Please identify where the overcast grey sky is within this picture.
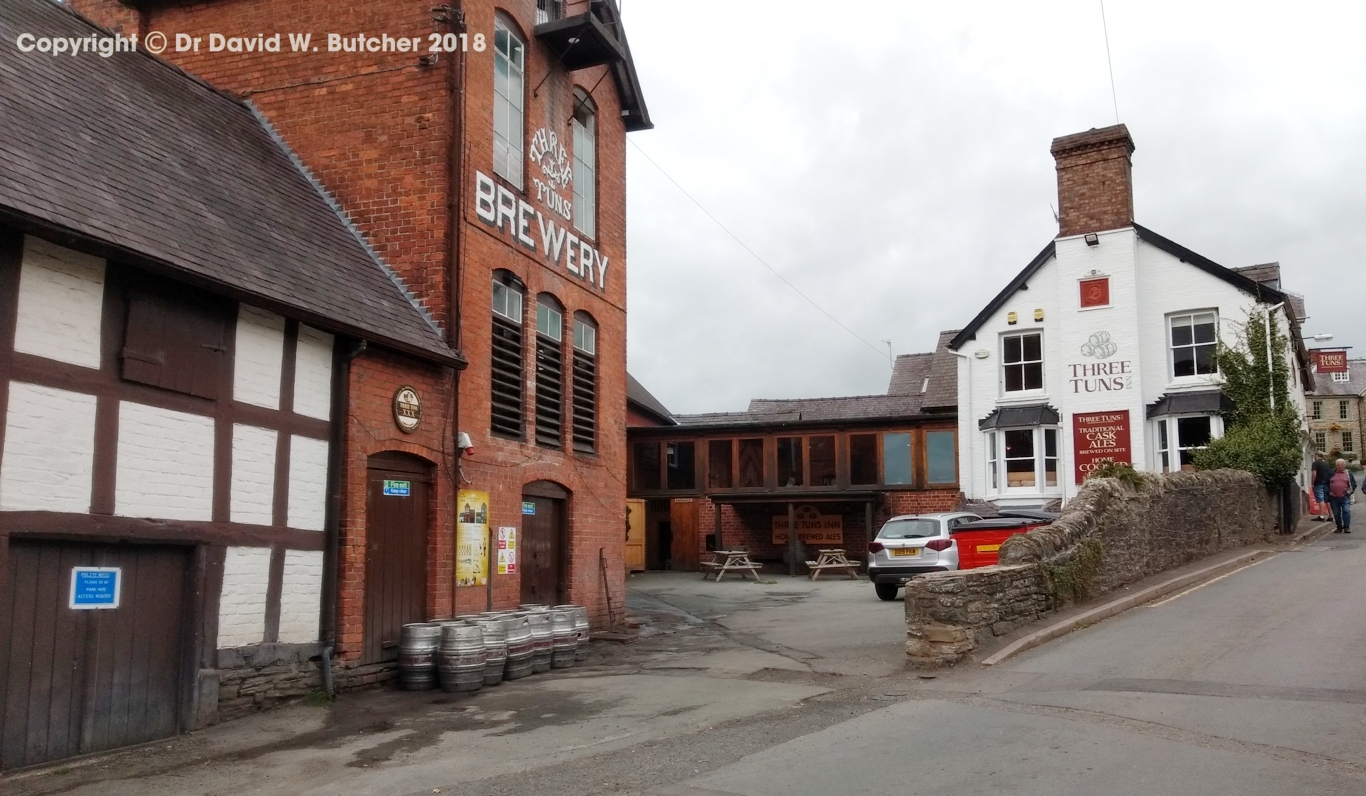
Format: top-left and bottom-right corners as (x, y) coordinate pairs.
(620, 1), (1366, 415)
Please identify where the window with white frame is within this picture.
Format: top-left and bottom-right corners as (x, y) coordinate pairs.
(1343, 432), (1355, 453)
(1341, 400), (1350, 420)
(986, 427), (1058, 491)
(493, 18), (525, 188)
(571, 90), (596, 239)
(1312, 400), (1323, 420)
(1333, 371), (1351, 383)
(1002, 332), (1043, 392)
(1314, 431), (1327, 452)
(1170, 312), (1218, 378)
(1156, 415), (1220, 472)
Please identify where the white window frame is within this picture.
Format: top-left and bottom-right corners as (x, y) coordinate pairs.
(1314, 431), (1327, 452)
(1312, 400), (1323, 420)
(1001, 331), (1044, 395)
(492, 279), (523, 323)
(493, 17), (525, 188)
(1332, 371), (1351, 383)
(1343, 431), (1355, 454)
(1154, 414), (1223, 472)
(985, 426), (1058, 494)
(535, 300), (563, 342)
(572, 316), (596, 354)
(1168, 311), (1219, 380)
(571, 91), (597, 239)
(1340, 400), (1350, 420)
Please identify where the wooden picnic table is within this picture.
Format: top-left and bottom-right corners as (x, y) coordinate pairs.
(805, 548), (861, 580)
(701, 550), (762, 582)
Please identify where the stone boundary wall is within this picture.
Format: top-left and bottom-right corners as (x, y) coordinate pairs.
(905, 470), (1276, 667)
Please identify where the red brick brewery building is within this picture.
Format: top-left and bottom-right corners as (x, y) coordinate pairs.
(43, 0), (650, 735)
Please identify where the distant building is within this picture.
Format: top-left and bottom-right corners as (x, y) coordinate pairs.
(625, 336), (960, 571)
(1308, 360), (1365, 464)
(952, 125), (1312, 507)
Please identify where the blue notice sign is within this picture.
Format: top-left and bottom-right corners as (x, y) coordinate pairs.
(383, 479), (411, 496)
(522, 501), (536, 515)
(70, 567), (121, 610)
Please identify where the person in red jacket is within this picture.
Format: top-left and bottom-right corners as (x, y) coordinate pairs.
(1327, 459), (1358, 533)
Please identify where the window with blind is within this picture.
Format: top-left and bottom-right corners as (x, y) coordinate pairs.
(490, 273), (525, 439)
(571, 313), (597, 453)
(534, 295), (565, 449)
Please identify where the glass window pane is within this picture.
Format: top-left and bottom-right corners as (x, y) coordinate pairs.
(849, 434), (878, 485)
(1173, 348), (1195, 378)
(1043, 428), (1058, 487)
(1171, 319), (1192, 347)
(1005, 365), (1024, 392)
(809, 436), (836, 487)
(1177, 416), (1211, 449)
(632, 442), (660, 491)
(737, 438), (764, 488)
(1194, 344), (1215, 374)
(708, 440), (733, 489)
(1004, 429), (1034, 458)
(1024, 362), (1044, 390)
(1193, 318), (1216, 344)
(777, 437), (804, 487)
(667, 442), (695, 490)
(1022, 333), (1042, 361)
(926, 430), (956, 484)
(1004, 336), (1022, 364)
(882, 433), (912, 485)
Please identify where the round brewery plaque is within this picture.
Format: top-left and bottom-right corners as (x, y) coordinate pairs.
(392, 385), (422, 433)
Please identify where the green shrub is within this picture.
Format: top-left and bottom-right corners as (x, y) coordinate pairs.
(1084, 461), (1149, 488)
(1193, 413), (1301, 488)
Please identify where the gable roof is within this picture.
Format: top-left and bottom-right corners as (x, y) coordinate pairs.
(950, 225), (1290, 351)
(0, 0), (461, 366)
(627, 373), (676, 424)
(887, 353), (933, 395)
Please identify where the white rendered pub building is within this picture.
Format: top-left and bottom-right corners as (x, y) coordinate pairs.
(951, 125), (1310, 507)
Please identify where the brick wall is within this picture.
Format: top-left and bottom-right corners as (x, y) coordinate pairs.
(1051, 124), (1135, 238)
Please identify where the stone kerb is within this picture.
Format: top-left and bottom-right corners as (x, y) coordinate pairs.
(905, 469), (1276, 667)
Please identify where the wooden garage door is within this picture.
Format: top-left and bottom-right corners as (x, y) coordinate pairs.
(0, 539), (190, 770)
(363, 453), (432, 665)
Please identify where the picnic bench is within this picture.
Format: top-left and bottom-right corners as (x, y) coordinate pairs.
(701, 550), (763, 582)
(804, 548), (861, 580)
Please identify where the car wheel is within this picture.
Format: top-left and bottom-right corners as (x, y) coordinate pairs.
(875, 583), (899, 601)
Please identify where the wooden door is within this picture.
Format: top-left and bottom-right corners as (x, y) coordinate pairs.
(0, 539), (190, 770)
(670, 499), (699, 571)
(521, 494), (565, 605)
(625, 499), (646, 573)
(363, 453), (432, 665)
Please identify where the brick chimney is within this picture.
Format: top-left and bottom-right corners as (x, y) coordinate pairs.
(1050, 124), (1135, 238)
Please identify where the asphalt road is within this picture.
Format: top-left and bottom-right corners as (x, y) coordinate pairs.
(671, 533), (1366, 796)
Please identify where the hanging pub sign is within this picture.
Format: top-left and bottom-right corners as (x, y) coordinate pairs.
(392, 385), (422, 433)
(1072, 410), (1132, 484)
(1313, 350), (1349, 374)
(772, 505), (843, 545)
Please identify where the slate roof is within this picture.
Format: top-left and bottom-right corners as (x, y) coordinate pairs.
(0, 0), (460, 365)
(885, 331), (959, 411)
(627, 373), (676, 424)
(1310, 360), (1366, 397)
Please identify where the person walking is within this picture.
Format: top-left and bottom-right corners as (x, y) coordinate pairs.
(1327, 459), (1357, 533)
(1312, 451), (1335, 521)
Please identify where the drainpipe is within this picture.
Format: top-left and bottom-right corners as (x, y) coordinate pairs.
(443, 0), (468, 619)
(950, 347), (974, 504)
(320, 339), (366, 697)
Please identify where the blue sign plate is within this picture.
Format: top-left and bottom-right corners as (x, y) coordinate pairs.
(383, 480), (411, 496)
(70, 567), (121, 610)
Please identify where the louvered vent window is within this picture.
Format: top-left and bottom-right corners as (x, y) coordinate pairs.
(534, 296), (564, 449)
(490, 276), (525, 439)
(571, 313), (597, 453)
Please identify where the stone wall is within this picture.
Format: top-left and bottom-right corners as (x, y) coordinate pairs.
(905, 470), (1276, 666)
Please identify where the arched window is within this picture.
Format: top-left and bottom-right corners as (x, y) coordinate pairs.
(534, 294), (565, 449)
(490, 271), (525, 439)
(494, 16), (525, 188)
(571, 311), (598, 453)
(571, 89), (596, 238)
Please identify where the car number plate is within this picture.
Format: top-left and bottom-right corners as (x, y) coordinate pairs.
(890, 548), (920, 557)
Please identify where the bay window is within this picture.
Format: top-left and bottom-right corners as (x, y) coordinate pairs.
(1155, 415), (1221, 472)
(985, 427), (1058, 492)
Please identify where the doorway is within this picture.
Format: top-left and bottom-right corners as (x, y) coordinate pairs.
(0, 539), (191, 769)
(521, 481), (569, 605)
(363, 452), (432, 665)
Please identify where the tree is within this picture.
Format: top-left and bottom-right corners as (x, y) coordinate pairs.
(1192, 305), (1304, 488)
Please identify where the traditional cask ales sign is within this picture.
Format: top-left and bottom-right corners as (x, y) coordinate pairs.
(1313, 350), (1349, 374)
(772, 505), (843, 545)
(1072, 410), (1132, 484)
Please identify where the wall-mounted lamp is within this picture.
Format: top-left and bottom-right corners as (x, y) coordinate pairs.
(1084, 233), (1099, 247)
(1007, 311), (1018, 325)
(1303, 333), (1334, 342)
(1033, 309), (1045, 322)
(457, 431), (474, 458)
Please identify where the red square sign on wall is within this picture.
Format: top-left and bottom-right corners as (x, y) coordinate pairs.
(1079, 277), (1110, 308)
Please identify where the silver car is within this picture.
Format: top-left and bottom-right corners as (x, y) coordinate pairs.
(866, 512), (981, 601)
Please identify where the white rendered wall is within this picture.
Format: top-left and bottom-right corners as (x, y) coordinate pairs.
(292, 325), (333, 421)
(115, 401), (215, 520)
(218, 546), (271, 649)
(13, 236), (105, 369)
(233, 305), (285, 409)
(276, 549), (324, 643)
(287, 435), (329, 531)
(0, 383), (97, 512)
(230, 424), (277, 525)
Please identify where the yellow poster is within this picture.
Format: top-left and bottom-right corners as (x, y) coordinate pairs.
(456, 490), (490, 586)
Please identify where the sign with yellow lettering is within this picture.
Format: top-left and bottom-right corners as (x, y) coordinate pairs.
(772, 505), (843, 545)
